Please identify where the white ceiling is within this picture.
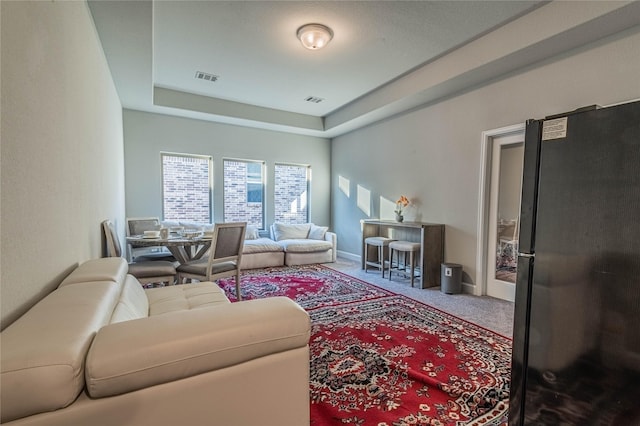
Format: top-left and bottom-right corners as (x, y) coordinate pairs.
(151, 1), (539, 115)
(87, 1), (639, 138)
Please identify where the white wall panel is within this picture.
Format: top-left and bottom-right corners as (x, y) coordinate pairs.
(1, 1), (125, 328)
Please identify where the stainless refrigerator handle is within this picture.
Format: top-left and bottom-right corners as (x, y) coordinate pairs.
(518, 253), (535, 258)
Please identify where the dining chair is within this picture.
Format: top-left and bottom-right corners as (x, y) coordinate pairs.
(102, 220), (176, 286)
(125, 216), (174, 262)
(176, 222), (247, 300)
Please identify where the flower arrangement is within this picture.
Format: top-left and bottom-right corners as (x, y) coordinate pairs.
(394, 195), (410, 215)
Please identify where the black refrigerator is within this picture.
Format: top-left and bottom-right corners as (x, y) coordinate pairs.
(509, 100), (640, 425)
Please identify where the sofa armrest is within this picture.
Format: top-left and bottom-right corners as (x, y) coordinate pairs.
(325, 231), (337, 261)
(85, 297), (310, 398)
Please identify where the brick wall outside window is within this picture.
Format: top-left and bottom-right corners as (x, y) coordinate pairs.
(275, 163), (309, 224)
(162, 154), (211, 222)
(161, 155), (309, 227)
(224, 159), (264, 228)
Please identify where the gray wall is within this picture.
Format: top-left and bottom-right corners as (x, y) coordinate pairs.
(123, 110), (331, 228)
(331, 27), (640, 291)
(1, 1), (125, 329)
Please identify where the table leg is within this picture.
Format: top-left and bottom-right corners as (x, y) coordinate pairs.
(166, 242), (211, 265)
(193, 242), (211, 260)
(167, 246), (189, 265)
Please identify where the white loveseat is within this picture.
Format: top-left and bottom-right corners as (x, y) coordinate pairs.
(241, 222), (337, 269)
(0, 258), (311, 426)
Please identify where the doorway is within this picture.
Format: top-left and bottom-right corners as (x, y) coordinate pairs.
(476, 124), (524, 301)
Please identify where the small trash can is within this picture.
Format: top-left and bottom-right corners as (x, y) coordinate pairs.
(441, 263), (462, 294)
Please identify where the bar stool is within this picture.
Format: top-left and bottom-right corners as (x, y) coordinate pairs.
(388, 241), (421, 287)
(364, 237), (395, 277)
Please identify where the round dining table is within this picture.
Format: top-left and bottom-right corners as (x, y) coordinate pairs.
(126, 235), (212, 265)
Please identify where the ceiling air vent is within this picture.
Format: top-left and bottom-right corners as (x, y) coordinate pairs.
(195, 71), (219, 82)
(305, 96), (324, 104)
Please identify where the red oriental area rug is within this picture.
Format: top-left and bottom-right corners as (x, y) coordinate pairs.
(218, 265), (512, 426)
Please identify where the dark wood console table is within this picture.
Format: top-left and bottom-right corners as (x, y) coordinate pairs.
(361, 220), (444, 289)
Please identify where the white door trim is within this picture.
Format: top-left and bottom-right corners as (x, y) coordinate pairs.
(475, 123), (525, 296)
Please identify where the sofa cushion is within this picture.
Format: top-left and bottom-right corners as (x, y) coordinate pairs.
(241, 251), (285, 270)
(58, 257), (128, 288)
(243, 238), (284, 254)
(272, 223), (311, 241)
(85, 297), (310, 398)
(179, 221), (214, 232)
(245, 225), (260, 240)
(160, 220), (180, 228)
(308, 224), (329, 240)
(145, 282), (229, 316)
(0, 280), (121, 423)
(110, 275), (150, 323)
(278, 239), (333, 253)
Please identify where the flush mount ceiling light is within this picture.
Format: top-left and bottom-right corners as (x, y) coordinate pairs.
(296, 23), (333, 50)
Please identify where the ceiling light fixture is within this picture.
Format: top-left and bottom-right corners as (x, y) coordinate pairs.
(296, 23), (333, 50)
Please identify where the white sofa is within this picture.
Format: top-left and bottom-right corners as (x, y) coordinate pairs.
(0, 258), (311, 426)
(155, 221), (337, 270)
(241, 222), (337, 269)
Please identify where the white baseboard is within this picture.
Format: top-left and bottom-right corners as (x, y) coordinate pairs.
(461, 282), (475, 294)
(337, 251), (477, 295)
(337, 250), (360, 262)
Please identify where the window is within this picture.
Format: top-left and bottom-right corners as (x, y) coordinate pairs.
(274, 163), (310, 224)
(223, 159), (265, 228)
(161, 153), (212, 222)
(246, 162), (263, 203)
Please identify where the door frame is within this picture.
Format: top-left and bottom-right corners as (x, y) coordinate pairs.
(475, 123), (525, 297)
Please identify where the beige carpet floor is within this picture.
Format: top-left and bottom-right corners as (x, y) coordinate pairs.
(326, 257), (515, 338)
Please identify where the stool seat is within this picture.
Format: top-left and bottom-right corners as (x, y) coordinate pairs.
(388, 241), (420, 252)
(365, 237), (394, 246)
(388, 240), (421, 287)
(364, 237), (395, 277)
